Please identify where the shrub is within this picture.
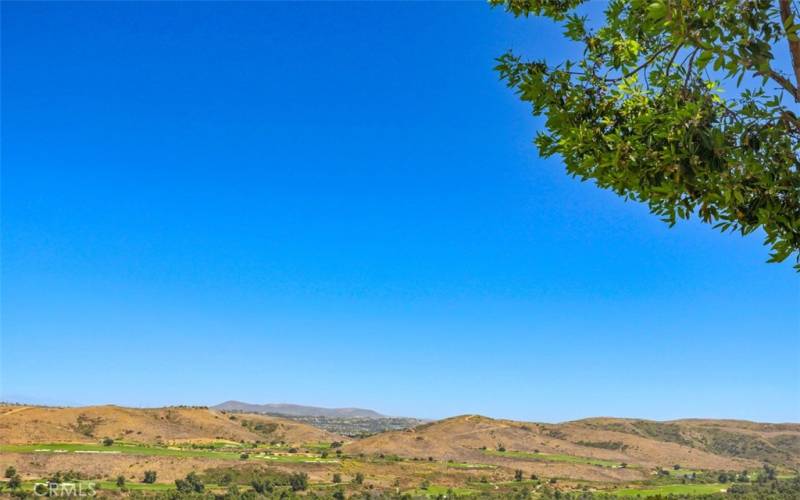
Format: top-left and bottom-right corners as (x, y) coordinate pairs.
(142, 470), (157, 484)
(4, 467), (16, 479)
(289, 472), (308, 491)
(115, 475), (126, 488)
(332, 473), (342, 484)
(7, 475), (21, 489)
(251, 479), (273, 494)
(175, 472), (204, 493)
(102, 437), (114, 447)
(515, 469), (524, 482)
(354, 472), (365, 485)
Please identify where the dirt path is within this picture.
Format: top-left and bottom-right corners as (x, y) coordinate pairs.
(0, 406), (30, 417)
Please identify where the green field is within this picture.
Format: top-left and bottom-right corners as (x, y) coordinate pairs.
(252, 451), (338, 463)
(405, 484), (478, 497)
(612, 483), (727, 497)
(485, 449), (622, 468)
(446, 461), (496, 470)
(0, 443), (337, 464)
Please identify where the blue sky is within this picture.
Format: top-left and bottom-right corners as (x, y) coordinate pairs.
(2, 2), (798, 423)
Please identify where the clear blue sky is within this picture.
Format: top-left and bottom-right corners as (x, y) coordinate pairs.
(2, 2), (798, 423)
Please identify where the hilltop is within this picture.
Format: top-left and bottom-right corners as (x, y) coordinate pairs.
(212, 401), (384, 419)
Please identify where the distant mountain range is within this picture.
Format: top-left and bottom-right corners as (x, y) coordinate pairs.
(213, 400), (386, 419)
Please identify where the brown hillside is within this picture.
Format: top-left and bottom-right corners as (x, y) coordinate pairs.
(344, 414), (800, 478)
(0, 405), (343, 445)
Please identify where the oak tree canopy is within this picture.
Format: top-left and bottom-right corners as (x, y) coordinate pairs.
(494, 0), (800, 269)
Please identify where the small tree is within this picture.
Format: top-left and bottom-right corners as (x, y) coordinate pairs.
(115, 475), (126, 488)
(175, 479), (191, 493)
(332, 473), (342, 484)
(239, 452), (249, 460)
(102, 437), (114, 447)
(7, 475), (21, 490)
(142, 470), (157, 484)
(289, 472), (308, 491)
(514, 469), (524, 482)
(4, 467), (16, 479)
(251, 479), (273, 494)
(175, 472), (204, 494)
(354, 472), (365, 485)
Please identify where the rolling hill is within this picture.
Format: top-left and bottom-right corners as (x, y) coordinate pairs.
(344, 414), (800, 476)
(1, 404), (798, 496)
(0, 404), (343, 445)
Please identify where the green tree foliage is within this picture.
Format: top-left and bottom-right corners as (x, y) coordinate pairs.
(493, 0), (800, 268)
(7, 475), (21, 490)
(289, 472), (308, 492)
(175, 472), (204, 493)
(115, 475), (126, 488)
(142, 470), (157, 484)
(4, 467), (16, 479)
(251, 478), (273, 494)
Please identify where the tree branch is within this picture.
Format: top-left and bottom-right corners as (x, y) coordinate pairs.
(606, 44), (673, 82)
(779, 0), (800, 101)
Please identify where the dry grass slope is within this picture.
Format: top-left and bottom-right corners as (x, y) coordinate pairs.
(344, 414), (800, 481)
(0, 405), (343, 445)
